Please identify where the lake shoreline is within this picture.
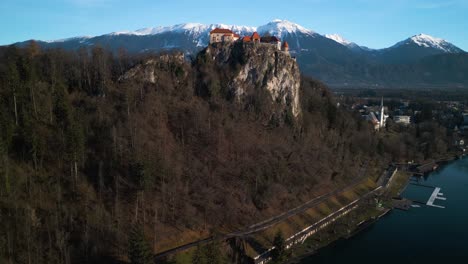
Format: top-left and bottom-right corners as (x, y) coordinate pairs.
(287, 153), (465, 264)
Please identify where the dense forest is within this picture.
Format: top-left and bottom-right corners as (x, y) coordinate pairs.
(0, 42), (454, 264)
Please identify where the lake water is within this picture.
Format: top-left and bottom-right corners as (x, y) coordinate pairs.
(300, 157), (468, 263)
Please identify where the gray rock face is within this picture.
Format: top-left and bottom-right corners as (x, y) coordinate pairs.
(207, 43), (301, 118)
(121, 43), (302, 119)
(119, 52), (185, 83)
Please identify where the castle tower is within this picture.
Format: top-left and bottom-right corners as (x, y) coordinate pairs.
(282, 41), (289, 53)
(251, 32), (260, 44)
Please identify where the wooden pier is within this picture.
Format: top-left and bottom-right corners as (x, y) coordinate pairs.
(426, 187), (446, 208)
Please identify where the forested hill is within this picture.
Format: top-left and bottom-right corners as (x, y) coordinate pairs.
(0, 42), (449, 264)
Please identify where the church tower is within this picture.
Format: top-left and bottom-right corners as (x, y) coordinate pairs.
(380, 97), (384, 129)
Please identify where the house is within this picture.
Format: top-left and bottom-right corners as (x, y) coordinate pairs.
(393, 115), (411, 125)
(363, 112), (380, 130)
(252, 32), (261, 44)
(209, 28), (237, 44)
(260, 36), (281, 50)
(369, 112), (380, 130)
(454, 139), (465, 146)
(242, 36), (252, 42)
(222, 33), (233, 43)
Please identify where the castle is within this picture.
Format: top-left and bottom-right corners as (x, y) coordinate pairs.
(209, 28), (289, 53)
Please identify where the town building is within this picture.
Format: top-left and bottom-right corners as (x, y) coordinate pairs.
(261, 36), (281, 50)
(252, 32), (261, 44)
(364, 112), (380, 130)
(393, 115), (411, 125)
(362, 98), (388, 130)
(209, 28), (239, 44)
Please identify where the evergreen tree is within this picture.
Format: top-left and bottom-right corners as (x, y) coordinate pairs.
(192, 245), (208, 264)
(271, 230), (286, 263)
(128, 225), (152, 264)
(191, 242), (226, 264)
(205, 242), (226, 264)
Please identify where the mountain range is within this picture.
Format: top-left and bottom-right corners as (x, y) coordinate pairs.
(11, 19), (467, 88)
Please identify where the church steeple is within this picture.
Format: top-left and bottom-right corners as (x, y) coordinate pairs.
(380, 97), (384, 129)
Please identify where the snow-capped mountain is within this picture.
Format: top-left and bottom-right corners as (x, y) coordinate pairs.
(325, 33), (375, 54)
(375, 33), (465, 64)
(393, 33), (463, 53)
(107, 19), (315, 40)
(325, 34), (352, 46)
(34, 19), (325, 54)
(103, 22), (257, 50)
(10, 20), (467, 87)
(257, 19), (316, 38)
(110, 23), (256, 38)
(53, 20), (318, 49)
(29, 21), (463, 58)
(45, 36), (92, 43)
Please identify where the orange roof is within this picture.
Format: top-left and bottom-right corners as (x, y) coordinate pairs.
(252, 32), (260, 40)
(282, 41), (289, 48)
(252, 32), (260, 39)
(210, 28), (234, 34)
(242, 36), (252, 42)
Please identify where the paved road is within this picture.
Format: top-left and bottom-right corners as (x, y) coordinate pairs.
(226, 161), (370, 238)
(154, 161), (370, 260)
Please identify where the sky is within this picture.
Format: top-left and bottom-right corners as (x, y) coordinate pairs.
(1, 0), (467, 50)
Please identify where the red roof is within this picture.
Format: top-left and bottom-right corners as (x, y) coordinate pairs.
(242, 36), (252, 42)
(252, 32), (260, 40)
(210, 28), (234, 34)
(234, 33), (240, 38)
(282, 41), (289, 48)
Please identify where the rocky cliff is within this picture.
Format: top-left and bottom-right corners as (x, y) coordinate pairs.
(205, 42), (301, 118)
(120, 43), (302, 122)
(119, 52), (186, 83)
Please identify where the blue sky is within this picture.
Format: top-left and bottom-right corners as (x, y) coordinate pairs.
(1, 0), (467, 50)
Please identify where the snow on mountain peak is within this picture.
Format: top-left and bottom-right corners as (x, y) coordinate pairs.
(107, 20), (315, 40)
(410, 33), (446, 48)
(257, 19), (315, 38)
(46, 36), (92, 43)
(325, 34), (352, 46)
(132, 23), (207, 36)
(110, 23), (256, 37)
(394, 33), (461, 53)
